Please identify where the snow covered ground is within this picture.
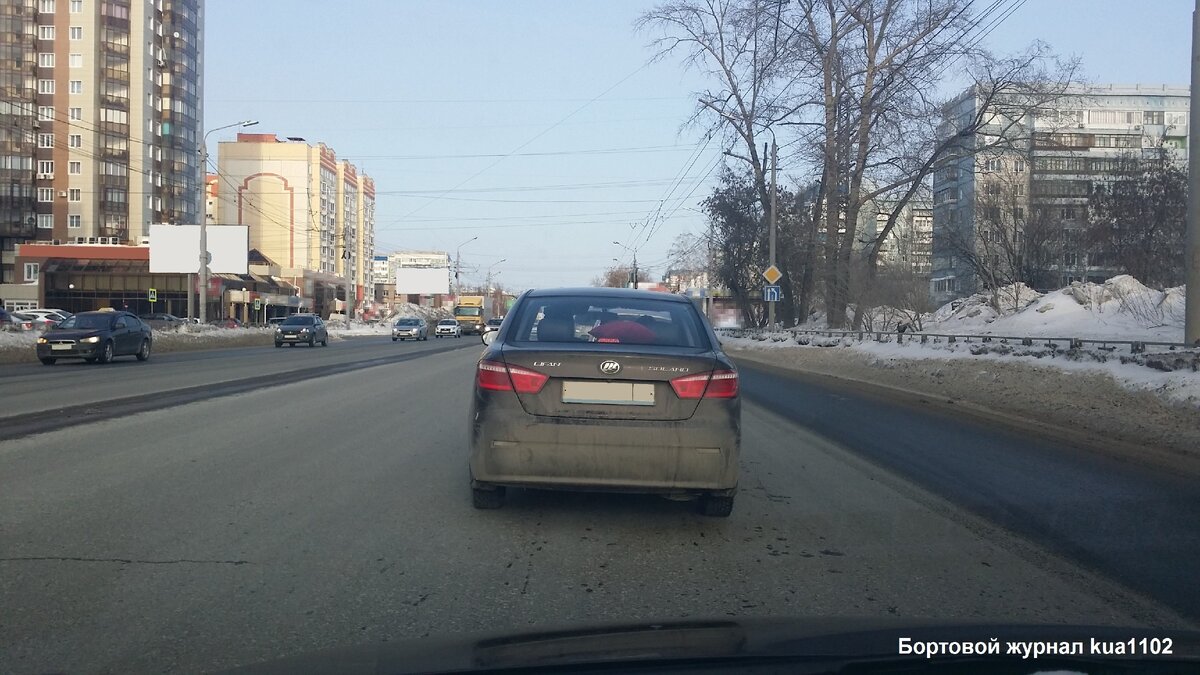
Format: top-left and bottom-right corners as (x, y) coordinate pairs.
(723, 276), (1198, 406)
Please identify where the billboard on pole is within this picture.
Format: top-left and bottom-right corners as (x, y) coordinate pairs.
(394, 267), (450, 295)
(149, 224), (249, 274)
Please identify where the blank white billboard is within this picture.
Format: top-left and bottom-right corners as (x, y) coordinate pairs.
(149, 224), (249, 274)
(394, 267), (450, 295)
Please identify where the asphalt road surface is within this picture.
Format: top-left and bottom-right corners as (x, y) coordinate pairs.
(0, 339), (1194, 673)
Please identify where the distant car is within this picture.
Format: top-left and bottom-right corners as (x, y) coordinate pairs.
(483, 317), (504, 333)
(392, 317), (428, 341)
(435, 318), (462, 338)
(2, 309), (34, 331)
(139, 312), (186, 330)
(469, 287), (740, 516)
(208, 317), (243, 329)
(13, 311), (58, 331)
(36, 310), (152, 365)
(266, 316), (289, 326)
(22, 308), (73, 327)
(274, 313), (328, 348)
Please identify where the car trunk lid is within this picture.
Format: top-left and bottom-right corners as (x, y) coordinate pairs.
(497, 344), (719, 421)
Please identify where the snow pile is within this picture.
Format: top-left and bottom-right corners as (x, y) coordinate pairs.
(0, 330), (38, 350)
(926, 282), (1043, 329)
(924, 276), (1185, 342)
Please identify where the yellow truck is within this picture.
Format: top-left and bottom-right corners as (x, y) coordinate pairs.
(454, 295), (488, 334)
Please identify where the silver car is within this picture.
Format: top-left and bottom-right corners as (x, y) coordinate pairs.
(435, 319), (461, 338)
(392, 317), (428, 341)
(469, 288), (740, 516)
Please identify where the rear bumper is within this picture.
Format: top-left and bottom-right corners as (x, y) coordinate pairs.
(470, 392), (740, 493)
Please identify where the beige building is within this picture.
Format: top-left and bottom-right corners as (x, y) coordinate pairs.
(0, 0), (204, 284)
(214, 133), (375, 315)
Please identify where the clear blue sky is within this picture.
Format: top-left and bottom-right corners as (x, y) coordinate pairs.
(204, 0), (1192, 291)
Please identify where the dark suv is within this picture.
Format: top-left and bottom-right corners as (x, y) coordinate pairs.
(36, 311), (152, 365)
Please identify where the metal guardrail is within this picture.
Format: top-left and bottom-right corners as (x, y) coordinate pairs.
(719, 327), (1197, 354)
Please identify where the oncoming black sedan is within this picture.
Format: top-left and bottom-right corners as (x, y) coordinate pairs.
(36, 310), (152, 365)
(469, 287), (740, 516)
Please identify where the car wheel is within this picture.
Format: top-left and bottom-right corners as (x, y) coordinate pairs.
(84, 357), (97, 363)
(97, 340), (114, 364)
(39, 357), (56, 366)
(135, 339), (151, 362)
(472, 485), (505, 509)
(322, 337), (328, 347)
(392, 337), (398, 342)
(274, 342), (282, 348)
(308, 336), (316, 347)
(699, 494), (735, 518)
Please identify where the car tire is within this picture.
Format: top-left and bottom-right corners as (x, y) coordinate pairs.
(39, 357), (55, 365)
(308, 336), (315, 348)
(322, 338), (328, 347)
(275, 342), (282, 348)
(700, 494), (735, 518)
(97, 340), (114, 364)
(472, 485), (505, 509)
(84, 357), (97, 363)
(392, 337), (398, 342)
(135, 339), (151, 362)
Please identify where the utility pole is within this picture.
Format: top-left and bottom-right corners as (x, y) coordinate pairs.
(633, 249), (639, 289)
(768, 139), (778, 329)
(1187, 0), (1200, 345)
(198, 120), (257, 324)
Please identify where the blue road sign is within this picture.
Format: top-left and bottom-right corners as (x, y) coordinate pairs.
(763, 285), (781, 302)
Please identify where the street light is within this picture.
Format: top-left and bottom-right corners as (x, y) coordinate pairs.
(198, 119), (258, 324)
(485, 258), (506, 293)
(454, 235), (478, 297)
(613, 240), (640, 288)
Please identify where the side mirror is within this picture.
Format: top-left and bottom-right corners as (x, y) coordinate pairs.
(482, 330), (497, 345)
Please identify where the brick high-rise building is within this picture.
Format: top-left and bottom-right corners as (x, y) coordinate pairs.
(0, 0), (204, 284)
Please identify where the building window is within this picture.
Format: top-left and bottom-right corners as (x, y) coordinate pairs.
(69, 26), (82, 40)
(37, 133), (54, 148)
(38, 79), (55, 94)
(69, 53), (83, 67)
(1014, 184), (1025, 196)
(37, 214), (54, 229)
(1013, 159), (1025, 173)
(70, 0), (82, 12)
(983, 158), (1003, 172)
(69, 107), (82, 120)
(38, 53), (55, 68)
(38, 106), (54, 121)
(39, 0), (56, 11)
(68, 188), (81, 202)
(1013, 207), (1024, 221)
(69, 80), (83, 94)
(68, 214), (81, 228)
(68, 161), (81, 174)
(1143, 110), (1165, 126)
(24, 263), (40, 282)
(38, 25), (55, 40)
(38, 187), (55, 202)
(1060, 207), (1076, 220)
(69, 134), (81, 147)
(37, 160), (54, 176)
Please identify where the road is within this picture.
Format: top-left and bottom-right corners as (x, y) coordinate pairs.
(0, 338), (1194, 673)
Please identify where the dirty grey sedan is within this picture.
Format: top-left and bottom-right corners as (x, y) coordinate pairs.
(469, 287), (740, 516)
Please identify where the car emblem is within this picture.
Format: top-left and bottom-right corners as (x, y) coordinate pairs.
(599, 360), (621, 375)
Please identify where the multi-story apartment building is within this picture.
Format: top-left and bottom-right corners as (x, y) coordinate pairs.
(872, 200), (933, 276)
(0, 0), (203, 284)
(215, 133), (375, 314)
(930, 83), (1189, 306)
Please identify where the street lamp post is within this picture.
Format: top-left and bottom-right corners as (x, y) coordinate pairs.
(613, 240), (640, 288)
(199, 120), (258, 324)
(454, 236), (478, 298)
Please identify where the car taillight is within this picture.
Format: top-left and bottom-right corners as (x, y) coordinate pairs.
(476, 360), (549, 394)
(670, 369), (739, 399)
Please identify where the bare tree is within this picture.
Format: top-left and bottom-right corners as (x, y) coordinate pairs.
(945, 175), (1061, 312)
(1087, 142), (1188, 288)
(592, 265), (653, 288)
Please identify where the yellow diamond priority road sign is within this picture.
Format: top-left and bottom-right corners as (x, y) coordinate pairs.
(762, 265), (782, 284)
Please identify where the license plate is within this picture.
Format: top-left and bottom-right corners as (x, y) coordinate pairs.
(283, 335), (298, 340)
(51, 343), (72, 351)
(562, 380), (655, 406)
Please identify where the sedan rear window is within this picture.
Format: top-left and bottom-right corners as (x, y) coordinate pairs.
(509, 297), (710, 348)
(282, 316), (316, 326)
